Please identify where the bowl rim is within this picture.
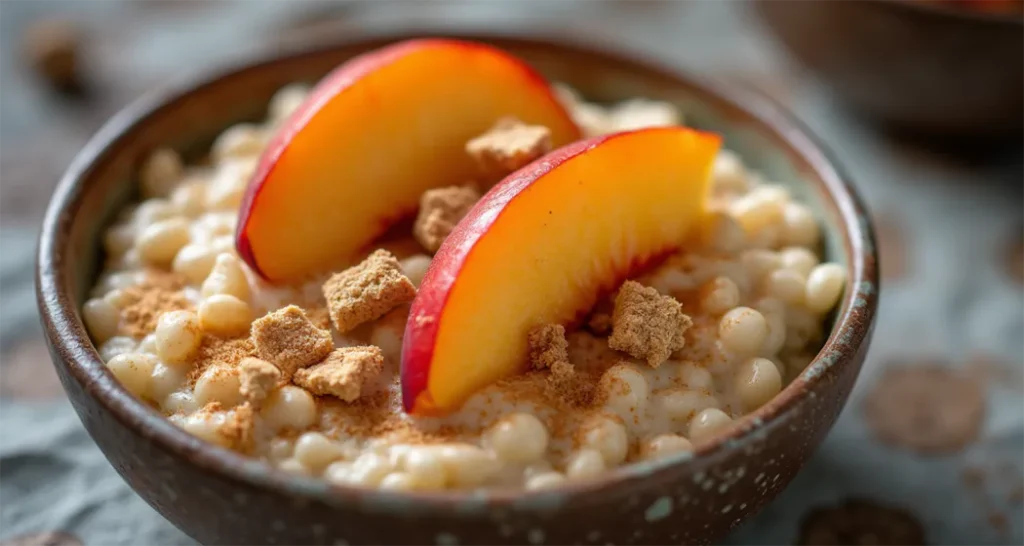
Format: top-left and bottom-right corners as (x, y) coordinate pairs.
(36, 29), (878, 512)
(878, 0), (1024, 26)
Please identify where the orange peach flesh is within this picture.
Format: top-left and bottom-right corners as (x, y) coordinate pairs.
(403, 127), (722, 414)
(237, 39), (579, 281)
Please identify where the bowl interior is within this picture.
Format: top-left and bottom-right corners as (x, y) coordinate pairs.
(44, 33), (871, 504)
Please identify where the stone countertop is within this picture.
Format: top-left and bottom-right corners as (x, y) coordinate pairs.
(1, 1), (1021, 544)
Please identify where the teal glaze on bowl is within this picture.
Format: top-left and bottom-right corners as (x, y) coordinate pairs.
(36, 31), (878, 545)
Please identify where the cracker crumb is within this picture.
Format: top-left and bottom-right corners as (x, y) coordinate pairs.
(413, 185), (481, 253)
(22, 18), (83, 93)
(238, 357), (281, 406)
(220, 403), (255, 452)
(293, 346), (384, 402)
(546, 360), (594, 407)
(322, 250), (416, 333)
(584, 293), (616, 336)
(250, 305), (333, 379)
(466, 117), (552, 184)
(608, 280), (692, 367)
(528, 323), (569, 370)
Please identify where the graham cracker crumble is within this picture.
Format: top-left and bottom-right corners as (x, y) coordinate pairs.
(292, 346), (384, 402)
(238, 357), (281, 406)
(413, 185), (481, 253)
(526, 323), (594, 405)
(322, 249), (416, 333)
(528, 323), (569, 370)
(608, 280), (693, 367)
(119, 272), (190, 338)
(466, 117), (552, 184)
(587, 313), (613, 336)
(221, 402), (255, 452)
(250, 305), (333, 379)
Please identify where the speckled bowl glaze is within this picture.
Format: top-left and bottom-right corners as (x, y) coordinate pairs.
(37, 32), (878, 545)
(758, 0), (1023, 137)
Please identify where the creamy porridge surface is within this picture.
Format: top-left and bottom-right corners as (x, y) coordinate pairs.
(83, 82), (846, 491)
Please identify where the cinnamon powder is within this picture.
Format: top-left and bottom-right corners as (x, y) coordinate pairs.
(186, 336), (255, 387)
(119, 270), (190, 338)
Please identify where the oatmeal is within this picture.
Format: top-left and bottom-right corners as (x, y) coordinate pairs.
(84, 76), (845, 491)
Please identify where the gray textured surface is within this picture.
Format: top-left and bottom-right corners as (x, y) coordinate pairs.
(1, 1), (1021, 544)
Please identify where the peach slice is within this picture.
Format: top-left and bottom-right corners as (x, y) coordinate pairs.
(402, 127), (722, 414)
(236, 39), (580, 281)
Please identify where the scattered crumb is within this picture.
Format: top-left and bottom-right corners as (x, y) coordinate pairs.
(796, 499), (926, 545)
(874, 212), (909, 282)
(1005, 227), (1023, 285)
(238, 357), (281, 406)
(220, 403), (255, 452)
(119, 277), (190, 338)
(466, 117), (552, 184)
(988, 512), (1008, 536)
(21, 18), (83, 93)
(250, 305), (333, 379)
(413, 185), (481, 253)
(608, 280), (692, 367)
(962, 466), (986, 489)
(322, 249), (416, 333)
(293, 346), (384, 402)
(528, 323), (569, 370)
(0, 339), (64, 400)
(863, 365), (985, 454)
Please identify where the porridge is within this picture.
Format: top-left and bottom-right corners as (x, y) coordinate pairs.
(82, 40), (845, 492)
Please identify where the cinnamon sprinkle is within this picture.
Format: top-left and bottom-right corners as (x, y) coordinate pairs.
(119, 271), (190, 338)
(186, 336), (255, 387)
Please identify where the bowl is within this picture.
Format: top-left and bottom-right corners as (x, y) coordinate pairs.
(757, 0), (1024, 138)
(36, 31), (878, 545)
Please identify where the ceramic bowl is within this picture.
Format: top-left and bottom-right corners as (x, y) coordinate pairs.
(36, 31), (878, 545)
(757, 0), (1024, 138)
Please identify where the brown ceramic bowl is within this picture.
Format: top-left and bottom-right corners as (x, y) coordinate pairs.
(36, 31), (878, 545)
(757, 0), (1024, 137)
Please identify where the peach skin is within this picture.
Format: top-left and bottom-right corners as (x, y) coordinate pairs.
(402, 127), (722, 414)
(236, 39), (580, 282)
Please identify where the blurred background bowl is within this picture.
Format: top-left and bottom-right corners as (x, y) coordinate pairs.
(757, 0), (1023, 138)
